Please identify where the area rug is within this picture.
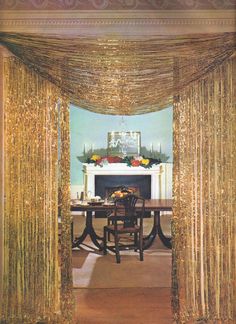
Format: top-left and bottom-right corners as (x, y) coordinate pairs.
(72, 214), (171, 289)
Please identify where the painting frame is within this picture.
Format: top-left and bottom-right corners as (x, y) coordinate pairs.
(107, 131), (141, 157)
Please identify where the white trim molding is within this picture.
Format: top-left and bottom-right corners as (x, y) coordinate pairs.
(0, 10), (235, 35)
(82, 162), (173, 200)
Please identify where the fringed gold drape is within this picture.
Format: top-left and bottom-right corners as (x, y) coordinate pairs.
(172, 56), (236, 323)
(1, 57), (72, 323)
(58, 97), (74, 323)
(1, 32), (235, 324)
(0, 32), (235, 115)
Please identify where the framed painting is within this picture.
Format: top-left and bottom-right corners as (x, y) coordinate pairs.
(107, 131), (141, 156)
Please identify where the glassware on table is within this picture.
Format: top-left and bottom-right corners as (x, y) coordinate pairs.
(103, 197), (114, 205)
(86, 191), (92, 201)
(80, 191), (85, 201)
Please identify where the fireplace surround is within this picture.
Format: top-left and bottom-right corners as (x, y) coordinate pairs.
(83, 163), (172, 200)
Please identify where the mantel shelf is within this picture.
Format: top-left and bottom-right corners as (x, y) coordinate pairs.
(83, 162), (163, 174)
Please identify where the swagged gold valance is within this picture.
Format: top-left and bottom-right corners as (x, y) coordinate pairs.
(0, 32), (235, 115)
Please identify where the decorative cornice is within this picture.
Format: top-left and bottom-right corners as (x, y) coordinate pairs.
(0, 10), (235, 35)
(1, 9), (235, 19)
(0, 0), (235, 11)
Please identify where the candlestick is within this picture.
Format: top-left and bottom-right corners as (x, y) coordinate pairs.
(150, 143), (153, 153)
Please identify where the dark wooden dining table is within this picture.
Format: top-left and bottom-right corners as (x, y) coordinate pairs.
(71, 199), (172, 250)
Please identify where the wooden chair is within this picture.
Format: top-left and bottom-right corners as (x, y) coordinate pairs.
(103, 194), (145, 263)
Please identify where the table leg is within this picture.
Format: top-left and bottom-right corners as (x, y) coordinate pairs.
(143, 211), (172, 249)
(143, 213), (157, 249)
(156, 211), (172, 249)
(72, 211), (103, 250)
(72, 227), (88, 248)
(88, 227), (103, 250)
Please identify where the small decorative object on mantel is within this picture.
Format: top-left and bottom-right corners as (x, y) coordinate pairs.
(86, 154), (161, 169)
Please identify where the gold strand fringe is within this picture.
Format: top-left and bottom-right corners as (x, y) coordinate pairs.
(172, 57), (236, 323)
(2, 57), (72, 323)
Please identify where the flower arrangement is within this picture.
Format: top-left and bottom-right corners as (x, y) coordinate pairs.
(87, 154), (161, 169)
(110, 188), (134, 199)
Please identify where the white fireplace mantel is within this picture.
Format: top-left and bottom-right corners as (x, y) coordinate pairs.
(83, 162), (173, 199)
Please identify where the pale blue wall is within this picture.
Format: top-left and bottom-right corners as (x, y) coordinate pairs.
(70, 105), (173, 185)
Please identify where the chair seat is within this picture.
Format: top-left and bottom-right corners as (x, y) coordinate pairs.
(105, 224), (140, 233)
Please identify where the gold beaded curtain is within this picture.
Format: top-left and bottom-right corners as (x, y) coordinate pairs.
(0, 32), (236, 324)
(1, 57), (72, 324)
(0, 32), (235, 115)
(58, 97), (74, 323)
(172, 56), (236, 323)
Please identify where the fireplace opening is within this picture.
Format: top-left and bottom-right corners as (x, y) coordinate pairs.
(105, 185), (140, 198)
(94, 175), (152, 218)
(95, 175), (151, 199)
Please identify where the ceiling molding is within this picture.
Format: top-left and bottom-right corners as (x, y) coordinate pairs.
(1, 9), (235, 19)
(0, 0), (235, 11)
(0, 10), (235, 35)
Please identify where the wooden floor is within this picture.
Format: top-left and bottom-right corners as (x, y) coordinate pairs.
(73, 287), (173, 324)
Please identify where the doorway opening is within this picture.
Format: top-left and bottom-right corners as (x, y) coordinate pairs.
(70, 107), (173, 322)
